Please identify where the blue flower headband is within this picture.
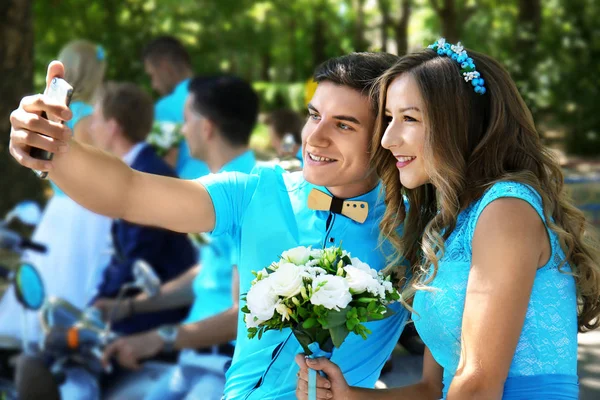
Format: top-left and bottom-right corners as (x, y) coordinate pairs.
(427, 38), (486, 95)
(96, 45), (105, 61)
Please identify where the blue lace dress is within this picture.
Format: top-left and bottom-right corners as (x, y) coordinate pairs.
(412, 182), (579, 399)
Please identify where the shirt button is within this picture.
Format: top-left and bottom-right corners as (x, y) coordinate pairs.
(329, 237), (335, 243)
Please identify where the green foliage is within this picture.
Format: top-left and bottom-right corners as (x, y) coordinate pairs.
(31, 0), (600, 152)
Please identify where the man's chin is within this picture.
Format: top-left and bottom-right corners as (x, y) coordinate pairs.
(302, 169), (338, 187)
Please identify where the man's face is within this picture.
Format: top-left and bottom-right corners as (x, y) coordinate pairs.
(182, 94), (208, 161)
(89, 102), (113, 152)
(302, 81), (378, 198)
(144, 59), (173, 96)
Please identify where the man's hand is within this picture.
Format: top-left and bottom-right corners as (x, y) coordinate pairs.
(102, 331), (164, 370)
(92, 298), (130, 323)
(9, 61), (73, 171)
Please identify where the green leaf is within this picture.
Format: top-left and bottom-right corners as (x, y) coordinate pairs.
(241, 305), (250, 314)
(322, 306), (351, 329)
(330, 325), (350, 348)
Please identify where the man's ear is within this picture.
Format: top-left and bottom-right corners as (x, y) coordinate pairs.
(107, 118), (121, 139)
(202, 118), (216, 141)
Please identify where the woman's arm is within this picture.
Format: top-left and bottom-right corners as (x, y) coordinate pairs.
(446, 198), (549, 399)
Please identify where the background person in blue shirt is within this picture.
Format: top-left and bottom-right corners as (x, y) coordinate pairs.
(142, 36), (210, 179)
(8, 52), (408, 400)
(95, 76), (260, 400)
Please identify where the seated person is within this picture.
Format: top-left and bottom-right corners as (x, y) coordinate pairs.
(88, 82), (196, 335)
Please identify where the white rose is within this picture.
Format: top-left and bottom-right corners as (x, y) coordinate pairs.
(351, 257), (378, 278)
(281, 246), (313, 265)
(310, 275), (352, 311)
(269, 262), (304, 298)
(344, 265), (380, 295)
(246, 278), (279, 323)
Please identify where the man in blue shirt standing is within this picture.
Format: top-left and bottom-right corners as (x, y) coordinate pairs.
(94, 76), (260, 400)
(9, 52), (407, 400)
(142, 36), (210, 179)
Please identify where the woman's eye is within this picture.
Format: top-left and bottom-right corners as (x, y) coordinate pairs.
(309, 113), (320, 121)
(404, 115), (417, 122)
(384, 115), (393, 125)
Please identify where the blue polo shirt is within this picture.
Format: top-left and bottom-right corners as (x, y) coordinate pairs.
(185, 151), (257, 324)
(154, 79), (210, 179)
(198, 166), (407, 400)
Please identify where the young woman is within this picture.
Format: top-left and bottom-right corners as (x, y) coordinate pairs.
(296, 39), (600, 399)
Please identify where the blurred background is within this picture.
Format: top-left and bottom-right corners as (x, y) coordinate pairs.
(0, 0), (598, 397)
(1, 0), (599, 215)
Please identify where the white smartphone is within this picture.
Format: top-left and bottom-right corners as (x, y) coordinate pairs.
(31, 77), (74, 179)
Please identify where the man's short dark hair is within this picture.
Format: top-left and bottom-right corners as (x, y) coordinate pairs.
(188, 76), (259, 147)
(313, 52), (399, 111)
(100, 82), (154, 143)
(265, 109), (304, 144)
(142, 36), (191, 68)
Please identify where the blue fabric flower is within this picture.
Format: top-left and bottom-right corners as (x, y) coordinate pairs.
(96, 45), (105, 61)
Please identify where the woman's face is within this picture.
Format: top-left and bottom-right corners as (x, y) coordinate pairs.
(380, 74), (430, 189)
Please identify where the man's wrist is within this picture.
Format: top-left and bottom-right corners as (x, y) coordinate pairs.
(156, 324), (178, 353)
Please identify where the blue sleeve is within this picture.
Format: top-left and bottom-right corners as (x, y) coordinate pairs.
(468, 181), (556, 256)
(197, 172), (259, 239)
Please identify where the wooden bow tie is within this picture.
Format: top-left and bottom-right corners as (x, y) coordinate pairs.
(307, 188), (369, 223)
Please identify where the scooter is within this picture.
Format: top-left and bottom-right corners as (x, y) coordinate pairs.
(0, 201), (46, 400)
(21, 260), (175, 400)
(0, 260), (47, 400)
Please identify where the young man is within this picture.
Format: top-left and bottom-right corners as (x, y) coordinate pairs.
(96, 76), (260, 400)
(87, 82), (196, 334)
(8, 52), (407, 399)
(142, 36), (210, 179)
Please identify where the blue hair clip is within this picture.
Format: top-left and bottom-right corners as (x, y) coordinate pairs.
(96, 45), (105, 61)
(427, 38), (486, 95)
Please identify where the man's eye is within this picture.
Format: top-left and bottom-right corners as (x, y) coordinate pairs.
(309, 113), (320, 121)
(338, 123), (351, 130)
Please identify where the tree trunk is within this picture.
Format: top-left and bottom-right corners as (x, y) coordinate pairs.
(353, 0), (368, 52)
(377, 0), (391, 52)
(0, 0), (45, 215)
(429, 0), (475, 43)
(395, 0), (412, 55)
(312, 9), (327, 67)
(515, 0), (541, 54)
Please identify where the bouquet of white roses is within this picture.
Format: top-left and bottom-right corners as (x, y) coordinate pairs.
(147, 121), (184, 156)
(242, 245), (400, 356)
